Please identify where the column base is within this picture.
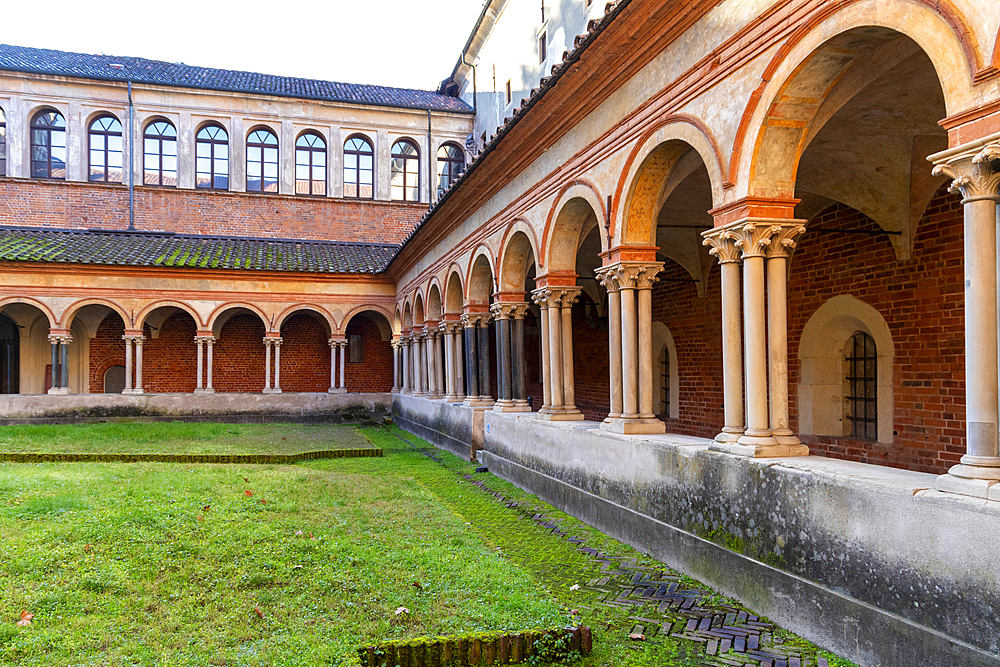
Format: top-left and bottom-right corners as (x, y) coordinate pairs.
(444, 393), (464, 402)
(429, 392), (446, 400)
(328, 387), (348, 394)
(936, 469), (999, 499)
(463, 397), (495, 408)
(718, 439), (810, 458)
(193, 388), (216, 394)
(47, 387), (71, 395)
(262, 388), (282, 394)
(712, 427), (744, 444)
(493, 400), (531, 413)
(120, 388), (143, 395)
(600, 417), (664, 433)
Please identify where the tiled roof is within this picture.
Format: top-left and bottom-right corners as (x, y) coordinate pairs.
(0, 44), (472, 114)
(0, 227), (398, 274)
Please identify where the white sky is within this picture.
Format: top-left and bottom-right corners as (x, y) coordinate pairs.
(0, 0), (486, 91)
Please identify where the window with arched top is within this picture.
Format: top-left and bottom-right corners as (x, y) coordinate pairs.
(246, 128), (278, 192)
(196, 124), (229, 190)
(344, 135), (373, 199)
(295, 132), (326, 196)
(845, 331), (877, 440)
(436, 143), (464, 198)
(390, 139), (419, 201)
(31, 109), (67, 179)
(143, 120), (177, 186)
(0, 107), (6, 177)
(88, 115), (123, 183)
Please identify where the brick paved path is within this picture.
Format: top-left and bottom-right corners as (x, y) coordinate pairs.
(395, 431), (835, 667)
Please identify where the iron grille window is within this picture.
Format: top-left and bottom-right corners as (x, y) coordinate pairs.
(658, 346), (670, 418)
(390, 139), (419, 202)
(295, 132), (327, 196)
(31, 110), (67, 179)
(143, 120), (177, 186)
(246, 128), (279, 192)
(196, 124), (229, 190)
(0, 107), (6, 177)
(436, 143), (464, 197)
(343, 135), (374, 199)
(845, 331), (877, 439)
(88, 115), (123, 183)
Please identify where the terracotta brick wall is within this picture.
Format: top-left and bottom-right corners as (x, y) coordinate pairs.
(88, 312), (126, 393)
(572, 296), (611, 422)
(0, 179), (422, 243)
(213, 314), (267, 393)
(280, 313), (331, 393)
(141, 313), (198, 393)
(345, 315), (393, 393)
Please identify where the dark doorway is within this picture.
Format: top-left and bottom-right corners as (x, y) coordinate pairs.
(104, 365), (126, 393)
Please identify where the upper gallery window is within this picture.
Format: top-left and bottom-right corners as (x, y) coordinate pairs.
(844, 331), (877, 440)
(88, 115), (123, 183)
(343, 135), (373, 199)
(390, 139), (419, 202)
(295, 132), (326, 196)
(0, 107), (6, 177)
(246, 128), (278, 193)
(196, 124), (229, 190)
(31, 109), (67, 179)
(143, 119), (178, 186)
(436, 143), (464, 198)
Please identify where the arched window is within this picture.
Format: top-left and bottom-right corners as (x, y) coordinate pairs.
(0, 107), (6, 177)
(343, 135), (373, 199)
(143, 120), (177, 186)
(390, 139), (419, 202)
(845, 331), (877, 440)
(196, 124), (229, 190)
(30, 109), (67, 179)
(246, 128), (278, 193)
(295, 132), (326, 196)
(88, 115), (123, 183)
(436, 143), (464, 197)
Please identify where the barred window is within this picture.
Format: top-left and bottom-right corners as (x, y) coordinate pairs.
(246, 128), (278, 193)
(88, 115), (123, 183)
(295, 132), (326, 196)
(844, 331), (877, 439)
(31, 110), (67, 179)
(143, 120), (177, 186)
(196, 124), (229, 190)
(390, 139), (419, 202)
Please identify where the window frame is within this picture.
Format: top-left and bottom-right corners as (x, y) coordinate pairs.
(343, 134), (374, 199)
(195, 122), (230, 190)
(30, 109), (67, 180)
(246, 126), (279, 193)
(295, 131), (327, 196)
(436, 142), (464, 198)
(142, 118), (178, 187)
(88, 114), (124, 184)
(390, 138), (420, 202)
(0, 106), (6, 177)
(844, 331), (878, 440)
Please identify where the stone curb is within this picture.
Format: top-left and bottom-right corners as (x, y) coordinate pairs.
(0, 448), (382, 464)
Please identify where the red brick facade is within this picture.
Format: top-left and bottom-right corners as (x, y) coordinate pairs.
(88, 312), (127, 393)
(0, 179), (424, 244)
(279, 313), (332, 393)
(209, 314), (267, 393)
(345, 315), (393, 393)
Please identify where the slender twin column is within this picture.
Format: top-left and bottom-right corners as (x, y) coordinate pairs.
(595, 263), (663, 433)
(262, 336), (283, 394)
(931, 141), (1000, 498)
(412, 329), (426, 397)
(401, 333), (412, 394)
(442, 321), (466, 402)
(425, 324), (445, 399)
(391, 339), (402, 393)
(461, 313), (494, 407)
(530, 286), (583, 420)
(702, 220), (809, 457)
(122, 331), (145, 394)
(47, 332), (73, 394)
(194, 334), (216, 393)
(489, 302), (531, 412)
(701, 233), (744, 443)
(328, 337), (347, 393)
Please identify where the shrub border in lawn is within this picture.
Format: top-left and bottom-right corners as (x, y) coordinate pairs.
(0, 448), (381, 464)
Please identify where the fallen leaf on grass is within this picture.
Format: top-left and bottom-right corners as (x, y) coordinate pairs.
(16, 611), (33, 627)
(203, 505), (210, 512)
(83, 544), (93, 554)
(244, 490), (253, 497)
(628, 633), (645, 641)
(196, 515), (204, 523)
(259, 499), (267, 505)
(253, 606), (264, 619)
(412, 582), (423, 590)
(394, 607), (409, 616)
(569, 584), (580, 591)
(242, 477), (249, 482)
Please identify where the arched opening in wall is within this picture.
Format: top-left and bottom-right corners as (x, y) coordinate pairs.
(278, 310), (332, 393)
(343, 311), (393, 393)
(752, 27), (953, 472)
(797, 295), (896, 466)
(0, 314), (19, 394)
(140, 307), (199, 393)
(468, 252), (497, 400)
(1, 302), (52, 394)
(443, 270), (466, 398)
(211, 307), (268, 393)
(104, 365), (126, 394)
(651, 321), (679, 421)
(79, 308), (127, 394)
(498, 229), (539, 410)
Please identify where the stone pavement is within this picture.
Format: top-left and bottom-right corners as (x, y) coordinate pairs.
(395, 430), (838, 667)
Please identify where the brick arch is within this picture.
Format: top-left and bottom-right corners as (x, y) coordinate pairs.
(339, 304), (394, 337)
(343, 310), (394, 392)
(425, 282), (443, 321)
(541, 180), (605, 271)
(342, 307), (394, 341)
(413, 292), (426, 326)
(466, 245), (496, 306)
(498, 224), (538, 294)
(207, 302), (271, 335)
(545, 192), (602, 276)
(275, 304), (334, 336)
(0, 297), (57, 329)
(60, 298), (131, 329)
(136, 300), (204, 330)
(443, 266), (465, 315)
(730, 0), (977, 198)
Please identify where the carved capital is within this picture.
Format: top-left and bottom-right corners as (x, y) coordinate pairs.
(121, 334), (143, 344)
(510, 303), (530, 320)
(461, 313), (488, 328)
(194, 335), (216, 344)
(726, 220), (783, 259)
(932, 143), (1000, 201)
(490, 302), (529, 319)
(530, 286), (560, 309)
(603, 261), (663, 290)
(701, 228), (742, 264)
(263, 336), (283, 347)
(594, 266), (621, 292)
(49, 333), (73, 345)
(764, 222), (807, 259)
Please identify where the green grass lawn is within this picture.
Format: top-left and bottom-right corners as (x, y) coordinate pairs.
(0, 422), (374, 456)
(0, 423), (853, 667)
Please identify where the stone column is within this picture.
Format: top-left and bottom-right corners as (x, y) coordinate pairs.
(595, 269), (622, 422)
(338, 340), (346, 391)
(123, 334), (133, 393)
(134, 336), (144, 394)
(431, 328), (445, 399)
(194, 335), (216, 394)
(490, 303), (515, 410)
(413, 330), (425, 397)
(391, 340), (401, 393)
(766, 223), (808, 449)
(206, 337), (214, 392)
(558, 288), (584, 420)
(702, 230), (745, 444)
(401, 335), (411, 394)
(454, 326), (465, 401)
(477, 317), (493, 403)
(263, 337), (273, 393)
(328, 338), (339, 393)
(196, 338), (204, 391)
(599, 263), (662, 433)
(272, 338), (283, 393)
(932, 145), (1000, 496)
(47, 333), (72, 394)
(531, 288), (564, 414)
(511, 304), (530, 411)
(531, 294), (552, 414)
(442, 325), (455, 399)
(462, 315), (480, 403)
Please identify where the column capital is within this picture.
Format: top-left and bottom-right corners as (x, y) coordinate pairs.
(194, 334), (216, 343)
(121, 333), (144, 343)
(489, 302), (521, 319)
(48, 333), (73, 344)
(594, 265), (621, 292)
(461, 313), (489, 327)
(329, 336), (346, 348)
(264, 336), (284, 347)
(764, 221), (807, 259)
(440, 320), (463, 334)
(724, 219), (785, 259)
(931, 142), (1000, 202)
(600, 261), (663, 290)
(701, 227), (742, 264)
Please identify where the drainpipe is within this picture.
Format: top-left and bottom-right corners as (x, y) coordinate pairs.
(461, 53), (477, 117)
(127, 80), (134, 231)
(427, 109), (434, 206)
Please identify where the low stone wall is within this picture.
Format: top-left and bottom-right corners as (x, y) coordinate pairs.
(0, 392), (391, 423)
(391, 393), (486, 461)
(393, 402), (1000, 667)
